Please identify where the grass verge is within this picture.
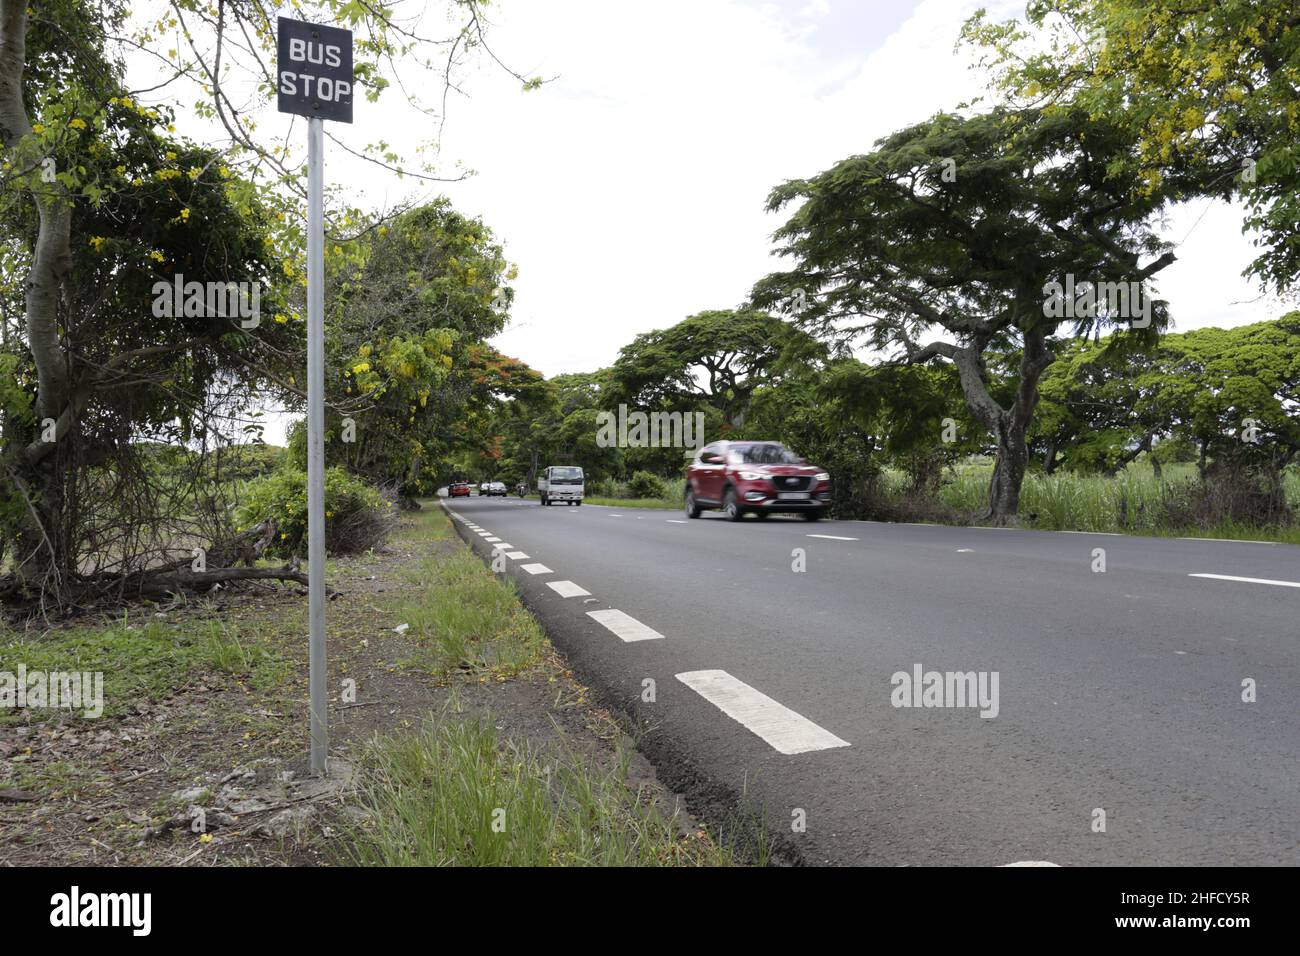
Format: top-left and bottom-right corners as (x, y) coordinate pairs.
(385, 507), (546, 677)
(344, 711), (733, 866)
(0, 614), (288, 724)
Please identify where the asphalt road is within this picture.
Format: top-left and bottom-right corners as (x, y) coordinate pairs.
(444, 496), (1299, 866)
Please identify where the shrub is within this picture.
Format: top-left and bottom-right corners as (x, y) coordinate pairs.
(238, 467), (396, 557)
(627, 471), (668, 499)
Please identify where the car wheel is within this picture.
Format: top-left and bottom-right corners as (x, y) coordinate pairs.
(802, 509), (824, 521)
(575, 500), (581, 506)
(684, 488), (702, 518)
(723, 487), (744, 521)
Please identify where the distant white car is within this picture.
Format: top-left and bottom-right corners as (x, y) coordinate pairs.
(481, 481), (508, 497)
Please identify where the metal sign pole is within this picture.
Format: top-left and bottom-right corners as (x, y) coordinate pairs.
(277, 14), (352, 777)
(306, 115), (327, 775)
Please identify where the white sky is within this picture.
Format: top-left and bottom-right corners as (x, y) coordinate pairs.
(432, 0), (1286, 375)
(125, 0), (1289, 442)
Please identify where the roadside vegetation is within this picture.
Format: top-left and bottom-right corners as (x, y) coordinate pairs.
(346, 714), (732, 867)
(0, 504), (737, 866)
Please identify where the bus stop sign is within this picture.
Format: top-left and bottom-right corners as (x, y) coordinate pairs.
(277, 17), (354, 124)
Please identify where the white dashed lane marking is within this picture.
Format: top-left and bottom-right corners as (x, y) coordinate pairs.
(675, 670), (850, 755)
(807, 534), (858, 541)
(547, 580), (591, 598)
(586, 609), (666, 642)
(1189, 573), (1300, 589)
(666, 519), (687, 524)
(504, 551), (529, 560)
(484, 536), (501, 542)
(491, 543), (513, 550)
(520, 563), (552, 575)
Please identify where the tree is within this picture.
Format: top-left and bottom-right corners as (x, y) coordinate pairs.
(0, 0), (537, 607)
(752, 106), (1175, 522)
(309, 201), (519, 503)
(963, 0), (1300, 293)
(609, 309), (822, 428)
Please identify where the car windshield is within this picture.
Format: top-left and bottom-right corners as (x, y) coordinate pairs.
(550, 467), (583, 480)
(729, 444), (800, 465)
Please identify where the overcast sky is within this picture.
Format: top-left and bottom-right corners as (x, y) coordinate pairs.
(428, 0), (1285, 377)
(128, 0), (1289, 441)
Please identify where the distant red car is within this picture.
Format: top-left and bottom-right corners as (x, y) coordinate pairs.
(685, 441), (830, 521)
(449, 482), (471, 498)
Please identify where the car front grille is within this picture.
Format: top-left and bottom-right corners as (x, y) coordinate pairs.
(772, 475), (811, 491)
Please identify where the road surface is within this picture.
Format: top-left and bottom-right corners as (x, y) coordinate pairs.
(443, 496), (1299, 866)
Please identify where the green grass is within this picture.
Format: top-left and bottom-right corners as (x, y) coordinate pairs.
(0, 615), (287, 723)
(344, 713), (734, 866)
(926, 461), (1300, 544)
(385, 506), (546, 676)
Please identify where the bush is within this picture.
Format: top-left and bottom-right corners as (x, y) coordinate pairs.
(627, 471), (668, 499)
(238, 467), (396, 557)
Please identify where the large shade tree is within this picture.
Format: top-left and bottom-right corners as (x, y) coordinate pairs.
(962, 0), (1300, 293)
(752, 106), (1177, 522)
(609, 309), (823, 429)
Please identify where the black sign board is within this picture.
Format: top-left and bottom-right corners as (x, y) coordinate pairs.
(276, 17), (354, 124)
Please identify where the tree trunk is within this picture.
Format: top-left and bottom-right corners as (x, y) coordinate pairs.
(946, 325), (1052, 526)
(987, 416), (1028, 524)
(1043, 440), (1058, 475)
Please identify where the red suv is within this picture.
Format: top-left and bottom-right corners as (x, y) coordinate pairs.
(685, 441), (831, 521)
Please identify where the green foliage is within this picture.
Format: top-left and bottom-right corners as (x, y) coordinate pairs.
(346, 714), (733, 867)
(610, 309), (823, 428)
(237, 467), (392, 557)
(963, 0), (1300, 293)
(0, 616), (285, 722)
(627, 471), (668, 499)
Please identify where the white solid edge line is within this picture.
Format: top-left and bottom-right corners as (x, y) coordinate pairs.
(807, 534), (858, 541)
(666, 519), (688, 523)
(519, 563), (552, 575)
(586, 609), (665, 642)
(546, 580), (591, 598)
(675, 670), (850, 755)
(1188, 573), (1300, 589)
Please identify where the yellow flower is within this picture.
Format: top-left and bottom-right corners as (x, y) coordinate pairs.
(89, 236), (107, 251)
(68, 118), (86, 130)
(199, 833), (213, 844)
(31, 123), (44, 133)
(148, 250), (165, 263)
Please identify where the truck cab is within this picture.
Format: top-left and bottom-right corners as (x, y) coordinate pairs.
(538, 466), (584, 506)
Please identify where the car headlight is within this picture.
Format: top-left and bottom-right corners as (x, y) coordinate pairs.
(737, 471), (766, 481)
(815, 472), (830, 482)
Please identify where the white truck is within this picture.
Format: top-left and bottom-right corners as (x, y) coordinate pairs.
(538, 465), (584, 506)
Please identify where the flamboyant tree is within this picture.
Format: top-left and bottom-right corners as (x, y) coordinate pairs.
(752, 107), (1176, 522)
